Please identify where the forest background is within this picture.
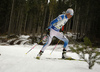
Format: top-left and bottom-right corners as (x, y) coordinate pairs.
(0, 0), (100, 47)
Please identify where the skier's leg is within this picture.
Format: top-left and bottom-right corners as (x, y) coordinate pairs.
(55, 32), (69, 50)
(41, 35), (53, 51)
(36, 29), (54, 59)
(40, 29), (56, 52)
(55, 32), (70, 59)
(36, 35), (53, 59)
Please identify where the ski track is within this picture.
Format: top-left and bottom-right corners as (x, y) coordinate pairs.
(0, 45), (100, 72)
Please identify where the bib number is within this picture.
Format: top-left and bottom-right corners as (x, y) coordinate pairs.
(53, 23), (63, 29)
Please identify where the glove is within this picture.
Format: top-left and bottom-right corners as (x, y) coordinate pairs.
(60, 29), (64, 33)
(61, 30), (64, 33)
(60, 30), (64, 34)
(46, 28), (50, 35)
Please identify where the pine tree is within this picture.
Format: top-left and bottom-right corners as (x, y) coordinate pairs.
(69, 37), (100, 69)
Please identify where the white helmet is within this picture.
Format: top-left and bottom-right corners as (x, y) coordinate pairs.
(66, 8), (74, 16)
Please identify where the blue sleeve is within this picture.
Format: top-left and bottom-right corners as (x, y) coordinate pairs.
(50, 18), (58, 25)
(48, 18), (58, 29)
(48, 24), (53, 29)
(48, 14), (64, 29)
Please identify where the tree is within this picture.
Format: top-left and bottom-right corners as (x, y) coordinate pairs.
(69, 37), (100, 69)
(8, 0), (14, 37)
(0, 0), (100, 46)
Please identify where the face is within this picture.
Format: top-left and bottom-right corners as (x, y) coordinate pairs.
(66, 13), (72, 19)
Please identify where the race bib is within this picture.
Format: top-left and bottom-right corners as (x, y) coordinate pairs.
(53, 23), (64, 29)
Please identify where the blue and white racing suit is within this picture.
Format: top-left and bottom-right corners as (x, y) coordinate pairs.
(41, 14), (69, 51)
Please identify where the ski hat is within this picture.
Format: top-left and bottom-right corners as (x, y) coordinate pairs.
(66, 8), (74, 16)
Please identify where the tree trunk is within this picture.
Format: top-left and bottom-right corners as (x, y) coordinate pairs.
(8, 0), (14, 37)
(24, 13), (28, 34)
(19, 8), (24, 35)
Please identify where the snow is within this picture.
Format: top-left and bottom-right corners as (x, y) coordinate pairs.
(19, 35), (30, 39)
(0, 45), (100, 72)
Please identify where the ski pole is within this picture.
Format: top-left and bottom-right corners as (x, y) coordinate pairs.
(26, 36), (47, 54)
(50, 40), (60, 55)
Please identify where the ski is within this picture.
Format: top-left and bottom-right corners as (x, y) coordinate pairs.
(45, 58), (84, 61)
(36, 57), (40, 60)
(35, 57), (84, 61)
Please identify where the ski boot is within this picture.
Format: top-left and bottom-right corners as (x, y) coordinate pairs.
(36, 51), (43, 59)
(62, 49), (73, 60)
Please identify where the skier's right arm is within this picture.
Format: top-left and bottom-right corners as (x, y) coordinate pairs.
(48, 15), (64, 29)
(46, 19), (58, 35)
(48, 18), (58, 29)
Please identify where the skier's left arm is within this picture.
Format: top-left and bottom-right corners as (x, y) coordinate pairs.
(60, 25), (64, 33)
(62, 26), (64, 32)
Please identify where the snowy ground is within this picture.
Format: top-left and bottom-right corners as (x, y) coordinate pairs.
(0, 44), (100, 72)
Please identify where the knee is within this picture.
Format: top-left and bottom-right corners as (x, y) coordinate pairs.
(64, 41), (68, 46)
(43, 39), (51, 47)
(64, 39), (69, 44)
(64, 39), (69, 47)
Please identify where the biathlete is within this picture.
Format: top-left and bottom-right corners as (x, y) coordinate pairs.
(36, 8), (74, 59)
